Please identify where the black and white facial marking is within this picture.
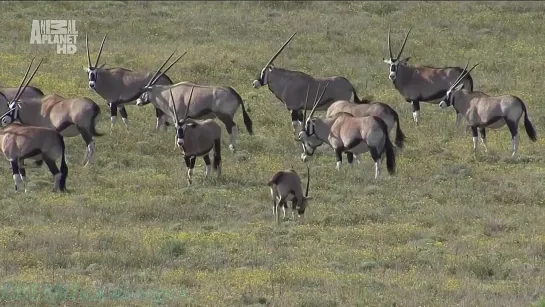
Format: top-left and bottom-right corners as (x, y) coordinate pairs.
(383, 57), (409, 81)
(252, 66), (271, 88)
(136, 90), (151, 106)
(87, 67), (97, 89)
(0, 108), (17, 127)
(439, 83), (463, 108)
(175, 125), (185, 147)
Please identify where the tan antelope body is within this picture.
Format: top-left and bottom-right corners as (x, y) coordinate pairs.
(0, 58), (69, 193)
(252, 32), (366, 133)
(137, 57), (253, 152)
(383, 28), (474, 125)
(85, 34), (175, 131)
(439, 61), (537, 157)
(167, 87), (223, 185)
(0, 123), (68, 192)
(267, 165), (311, 223)
(326, 100), (406, 149)
(297, 85), (396, 179)
(1, 94), (104, 166)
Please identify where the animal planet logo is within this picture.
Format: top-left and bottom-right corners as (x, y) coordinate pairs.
(29, 20), (78, 55)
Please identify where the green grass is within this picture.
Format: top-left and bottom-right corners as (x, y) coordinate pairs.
(1, 1), (545, 306)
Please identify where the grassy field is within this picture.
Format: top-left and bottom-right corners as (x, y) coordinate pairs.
(1, 1), (545, 306)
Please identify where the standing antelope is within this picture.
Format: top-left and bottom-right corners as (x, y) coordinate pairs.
(252, 32), (367, 133)
(84, 33), (178, 132)
(326, 100), (406, 149)
(267, 165), (312, 223)
(168, 86), (222, 185)
(383, 28), (474, 126)
(297, 84), (396, 180)
(439, 61), (537, 157)
(136, 52), (253, 152)
(0, 59), (68, 193)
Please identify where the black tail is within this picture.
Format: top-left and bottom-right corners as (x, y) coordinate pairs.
(353, 88), (373, 104)
(391, 108), (406, 149)
(213, 138), (221, 170)
(90, 103), (104, 137)
(373, 116), (396, 175)
(519, 98), (537, 142)
(58, 135), (69, 191)
(229, 87), (253, 135)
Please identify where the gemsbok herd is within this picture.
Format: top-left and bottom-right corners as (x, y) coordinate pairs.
(0, 29), (538, 224)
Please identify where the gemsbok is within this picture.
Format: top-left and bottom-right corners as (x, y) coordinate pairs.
(383, 27), (474, 126)
(297, 84), (396, 180)
(84, 33), (178, 132)
(137, 52), (253, 152)
(439, 61), (537, 157)
(252, 32), (368, 133)
(168, 86), (222, 185)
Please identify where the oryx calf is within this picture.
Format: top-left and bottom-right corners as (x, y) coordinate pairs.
(439, 61), (537, 157)
(267, 165), (312, 223)
(167, 86), (222, 184)
(298, 85), (396, 179)
(252, 32), (367, 133)
(84, 33), (177, 131)
(383, 28), (474, 125)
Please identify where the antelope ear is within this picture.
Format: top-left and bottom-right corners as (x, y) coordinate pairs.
(98, 63), (106, 69)
(83, 66), (89, 72)
(401, 57), (410, 63)
(383, 58), (390, 64)
(186, 122), (197, 128)
(305, 196), (313, 200)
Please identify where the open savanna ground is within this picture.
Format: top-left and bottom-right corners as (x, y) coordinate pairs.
(1, 1), (545, 306)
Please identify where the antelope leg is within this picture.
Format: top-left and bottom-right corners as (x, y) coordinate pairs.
(203, 154), (212, 180)
(335, 148), (343, 171)
(184, 156), (192, 185)
(43, 158), (61, 192)
(505, 119), (519, 157)
(369, 146), (381, 180)
(479, 127), (488, 153)
(411, 101), (421, 125)
(10, 160), (24, 192)
(471, 126), (479, 155)
(346, 152), (354, 167)
(109, 102), (118, 130)
(119, 106), (130, 129)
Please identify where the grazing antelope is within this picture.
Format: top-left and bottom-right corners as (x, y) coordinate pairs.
(168, 86), (222, 185)
(0, 60), (68, 193)
(326, 100), (406, 149)
(137, 52), (253, 152)
(252, 32), (367, 133)
(267, 165), (312, 223)
(383, 28), (474, 125)
(439, 61), (537, 157)
(297, 84), (396, 180)
(84, 33), (177, 132)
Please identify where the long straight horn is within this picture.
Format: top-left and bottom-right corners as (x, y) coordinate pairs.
(302, 85), (310, 123)
(264, 31), (297, 68)
(452, 61), (481, 90)
(305, 164), (310, 197)
(94, 33), (107, 68)
(150, 51), (187, 86)
(396, 28), (412, 60)
(387, 26), (393, 59)
(183, 86), (195, 121)
(147, 50), (176, 87)
(308, 82), (329, 120)
(14, 58), (43, 104)
(85, 33), (92, 68)
(12, 57), (35, 103)
(169, 87), (179, 124)
(450, 60), (470, 90)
